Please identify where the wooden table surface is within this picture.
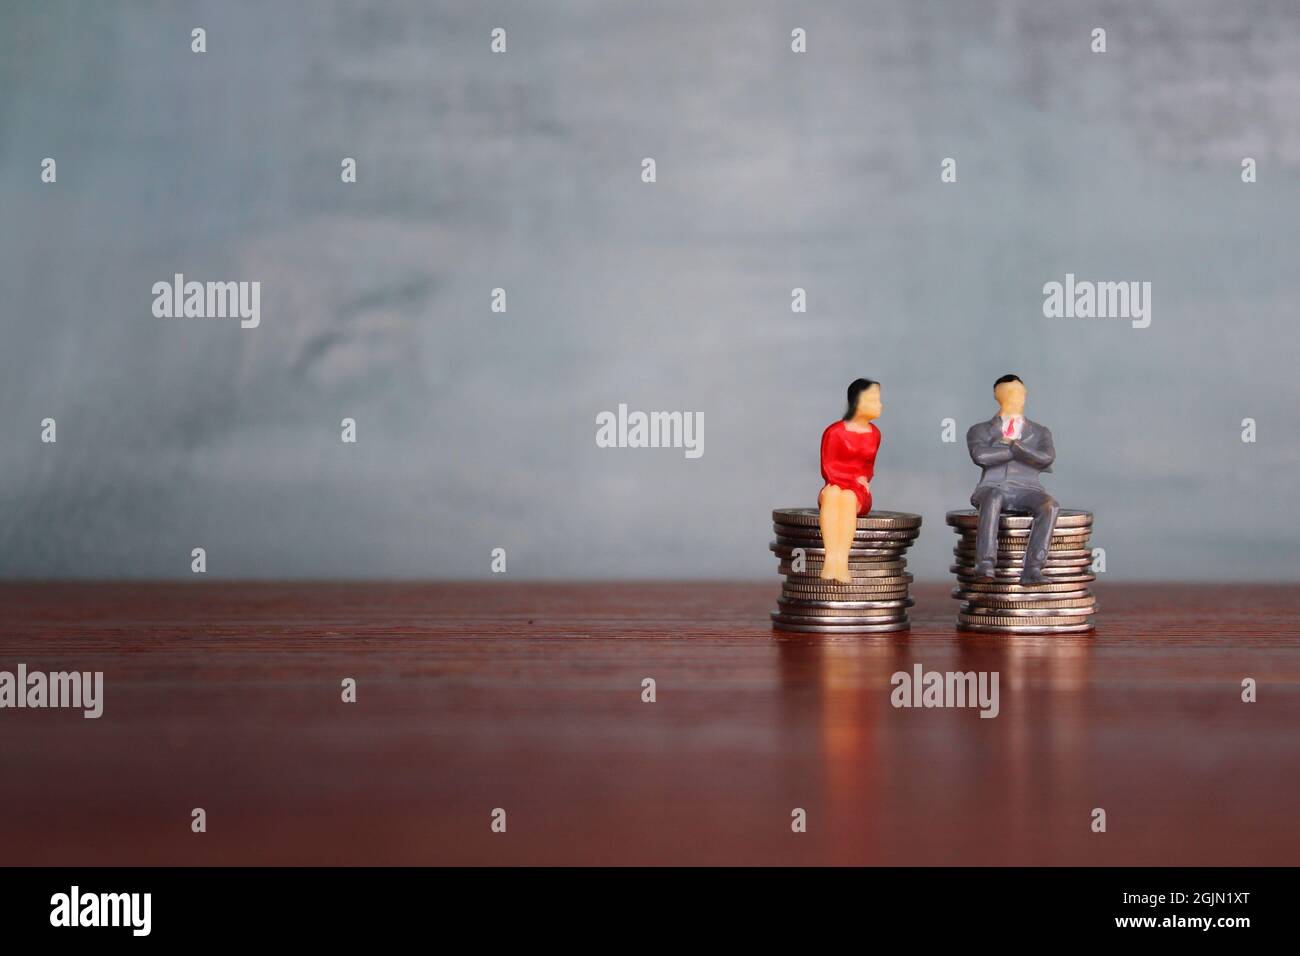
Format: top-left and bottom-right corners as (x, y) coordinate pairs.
(2, 581), (1297, 866)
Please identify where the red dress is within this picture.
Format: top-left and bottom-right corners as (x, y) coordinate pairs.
(820, 421), (880, 515)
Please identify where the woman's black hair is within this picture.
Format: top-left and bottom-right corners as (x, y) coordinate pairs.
(843, 378), (879, 420)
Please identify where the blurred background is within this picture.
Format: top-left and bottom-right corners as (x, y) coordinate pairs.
(1, 0), (1297, 580)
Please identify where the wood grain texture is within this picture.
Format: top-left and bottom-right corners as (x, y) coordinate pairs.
(1, 581), (1297, 866)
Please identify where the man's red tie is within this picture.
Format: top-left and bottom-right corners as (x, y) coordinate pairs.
(1004, 418), (1014, 438)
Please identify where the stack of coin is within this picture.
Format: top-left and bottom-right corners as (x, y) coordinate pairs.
(769, 508), (922, 633)
(946, 509), (1097, 633)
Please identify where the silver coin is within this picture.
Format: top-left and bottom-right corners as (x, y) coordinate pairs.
(775, 519), (919, 534)
(777, 541), (918, 554)
(778, 562), (908, 577)
(773, 508), (922, 530)
(958, 612), (1090, 626)
(783, 584), (912, 596)
(952, 524), (1089, 535)
(954, 581), (1094, 595)
(953, 556), (1093, 569)
(785, 590), (909, 598)
(952, 558), (1092, 570)
(781, 564), (912, 576)
(951, 530), (1092, 546)
(951, 564), (1094, 577)
(955, 579), (1096, 591)
(772, 611), (910, 626)
(953, 548), (1093, 561)
(772, 543), (911, 558)
(786, 596), (911, 609)
(774, 535), (912, 550)
(779, 611), (911, 623)
(954, 557), (1094, 572)
(951, 546), (1092, 561)
(785, 595), (910, 608)
(961, 604), (1097, 618)
(958, 544), (1093, 556)
(946, 509), (1092, 530)
(956, 544), (1093, 556)
(772, 619), (912, 634)
(779, 597), (914, 611)
(953, 532), (1092, 546)
(954, 594), (1096, 609)
(953, 591), (1093, 605)
(774, 526), (921, 542)
(954, 561), (1093, 573)
(957, 620), (1095, 634)
(780, 574), (915, 590)
(775, 601), (911, 614)
(783, 571), (913, 582)
(783, 584), (912, 597)
(782, 583), (911, 595)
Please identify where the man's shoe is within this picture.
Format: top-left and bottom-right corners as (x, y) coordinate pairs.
(972, 559), (996, 580)
(1019, 567), (1048, 586)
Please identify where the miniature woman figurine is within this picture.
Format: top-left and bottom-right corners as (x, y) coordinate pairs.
(818, 378), (882, 583)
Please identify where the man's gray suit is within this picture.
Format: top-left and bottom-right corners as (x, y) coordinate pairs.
(966, 416), (1059, 575)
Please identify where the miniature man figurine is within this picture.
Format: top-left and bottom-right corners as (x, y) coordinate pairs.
(818, 378), (882, 583)
(966, 374), (1059, 585)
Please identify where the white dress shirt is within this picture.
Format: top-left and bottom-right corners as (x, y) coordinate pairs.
(999, 414), (1024, 440)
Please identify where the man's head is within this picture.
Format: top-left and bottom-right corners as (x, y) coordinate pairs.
(993, 374), (1026, 415)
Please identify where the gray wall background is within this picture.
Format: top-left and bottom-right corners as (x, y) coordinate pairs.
(1, 0), (1297, 580)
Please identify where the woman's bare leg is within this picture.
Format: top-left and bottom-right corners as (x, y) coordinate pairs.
(818, 486), (858, 583)
(831, 488), (860, 583)
(818, 485), (841, 580)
